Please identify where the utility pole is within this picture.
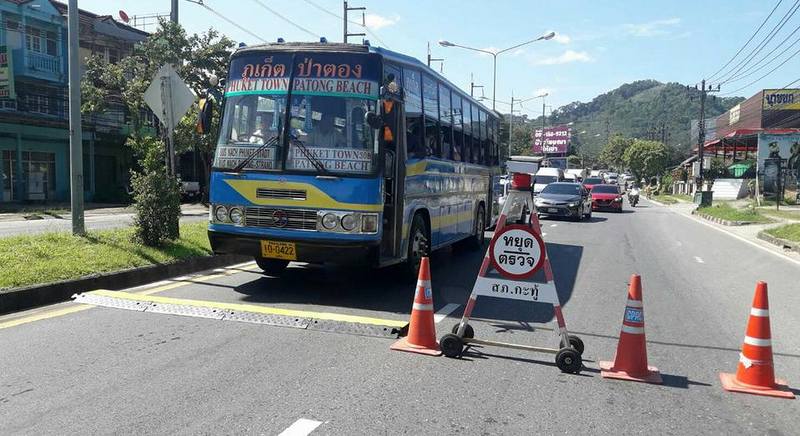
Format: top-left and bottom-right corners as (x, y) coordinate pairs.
(171, 0), (178, 23)
(541, 96), (546, 154)
(67, 0), (84, 235)
(470, 74), (483, 98)
(427, 42), (444, 71)
(343, 1), (365, 43)
(509, 90), (516, 159)
(692, 79), (720, 191)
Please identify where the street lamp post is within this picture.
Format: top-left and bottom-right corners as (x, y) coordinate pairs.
(439, 31), (555, 111)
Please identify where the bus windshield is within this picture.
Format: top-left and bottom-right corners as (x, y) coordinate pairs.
(213, 51), (381, 176)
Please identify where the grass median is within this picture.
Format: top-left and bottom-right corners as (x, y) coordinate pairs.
(652, 194), (693, 204)
(764, 223), (800, 242)
(697, 202), (771, 224)
(0, 222), (212, 291)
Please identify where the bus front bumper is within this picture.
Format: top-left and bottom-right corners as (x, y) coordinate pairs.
(208, 228), (381, 265)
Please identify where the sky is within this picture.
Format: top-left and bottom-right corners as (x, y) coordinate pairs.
(76, 0), (800, 118)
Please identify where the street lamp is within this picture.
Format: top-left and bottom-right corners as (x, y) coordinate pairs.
(439, 31), (556, 111)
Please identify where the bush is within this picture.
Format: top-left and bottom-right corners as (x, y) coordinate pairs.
(128, 136), (181, 246)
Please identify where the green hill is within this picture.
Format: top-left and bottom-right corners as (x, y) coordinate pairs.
(506, 80), (744, 161)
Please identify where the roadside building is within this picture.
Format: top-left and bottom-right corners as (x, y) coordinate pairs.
(677, 89), (800, 199)
(0, 0), (149, 204)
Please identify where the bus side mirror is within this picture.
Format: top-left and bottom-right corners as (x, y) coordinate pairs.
(196, 96), (214, 134)
(365, 111), (383, 130)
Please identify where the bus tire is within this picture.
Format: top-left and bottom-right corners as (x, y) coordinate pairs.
(465, 205), (486, 250)
(255, 257), (289, 276)
(405, 213), (430, 280)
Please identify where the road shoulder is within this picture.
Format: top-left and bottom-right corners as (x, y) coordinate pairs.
(649, 199), (800, 266)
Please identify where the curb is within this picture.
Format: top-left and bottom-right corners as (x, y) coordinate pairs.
(691, 210), (756, 226)
(0, 254), (251, 316)
(648, 198), (665, 206)
(757, 231), (800, 254)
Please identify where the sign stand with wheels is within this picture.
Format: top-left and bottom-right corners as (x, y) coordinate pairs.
(440, 172), (584, 374)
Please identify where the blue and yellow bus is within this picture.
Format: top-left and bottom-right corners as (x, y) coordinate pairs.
(202, 40), (501, 277)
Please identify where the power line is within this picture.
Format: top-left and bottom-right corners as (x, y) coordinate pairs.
(249, 0), (320, 39)
(718, 0), (800, 84)
(299, 0), (389, 47)
(707, 0), (783, 81)
(724, 25), (800, 85)
(185, 0), (268, 43)
(721, 42), (800, 96)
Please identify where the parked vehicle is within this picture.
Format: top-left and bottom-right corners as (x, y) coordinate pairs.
(534, 182), (592, 221)
(628, 186), (640, 207)
(533, 167), (564, 195)
(565, 168), (587, 182)
(180, 180), (201, 202)
(582, 176), (604, 191)
(591, 184), (624, 212)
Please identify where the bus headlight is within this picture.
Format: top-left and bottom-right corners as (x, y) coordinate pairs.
(229, 207), (243, 225)
(341, 214), (357, 231)
(321, 213), (339, 230)
(214, 205), (228, 222)
(361, 214), (378, 233)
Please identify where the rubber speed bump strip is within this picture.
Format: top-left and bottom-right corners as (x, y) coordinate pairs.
(72, 290), (407, 339)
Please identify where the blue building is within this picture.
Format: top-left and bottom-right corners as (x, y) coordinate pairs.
(0, 0), (148, 203)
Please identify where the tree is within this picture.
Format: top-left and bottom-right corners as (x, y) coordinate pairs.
(705, 157), (727, 190)
(81, 20), (234, 244)
(599, 134), (633, 170)
(623, 139), (669, 182)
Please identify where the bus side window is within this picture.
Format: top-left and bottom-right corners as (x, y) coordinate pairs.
(478, 110), (487, 165)
(452, 94), (463, 162)
(438, 83), (452, 160)
(422, 73), (439, 157)
(462, 99), (472, 163)
(402, 67), (425, 158)
(470, 103), (480, 163)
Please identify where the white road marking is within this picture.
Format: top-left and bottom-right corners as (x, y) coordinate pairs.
(676, 241), (683, 247)
(542, 232), (548, 236)
(694, 256), (705, 264)
(278, 418), (323, 436)
(674, 211), (800, 268)
(434, 303), (461, 324)
(550, 224), (558, 227)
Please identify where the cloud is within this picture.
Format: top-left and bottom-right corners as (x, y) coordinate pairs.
(364, 14), (399, 30)
(624, 17), (681, 37)
(535, 50), (593, 65)
(552, 33), (571, 44)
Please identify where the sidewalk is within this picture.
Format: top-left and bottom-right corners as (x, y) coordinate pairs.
(654, 199), (800, 264)
(0, 203), (208, 222)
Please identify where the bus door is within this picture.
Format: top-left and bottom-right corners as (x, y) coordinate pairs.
(377, 87), (406, 261)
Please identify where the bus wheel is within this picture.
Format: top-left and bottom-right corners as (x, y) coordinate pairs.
(255, 258), (289, 276)
(405, 214), (430, 279)
(466, 206), (486, 250)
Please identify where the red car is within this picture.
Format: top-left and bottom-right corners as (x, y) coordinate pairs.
(582, 176), (604, 191)
(591, 184), (623, 212)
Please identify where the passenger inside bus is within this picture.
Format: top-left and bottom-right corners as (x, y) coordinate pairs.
(307, 112), (347, 148)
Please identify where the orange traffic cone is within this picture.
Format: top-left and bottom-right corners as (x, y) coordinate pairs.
(719, 281), (794, 399)
(390, 257), (441, 356)
(599, 274), (662, 384)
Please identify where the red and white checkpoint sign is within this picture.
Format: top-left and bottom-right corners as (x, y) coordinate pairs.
(474, 223), (558, 304)
(489, 224), (545, 279)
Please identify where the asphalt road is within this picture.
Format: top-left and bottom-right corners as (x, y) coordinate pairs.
(1, 198), (798, 435)
(0, 210), (208, 237)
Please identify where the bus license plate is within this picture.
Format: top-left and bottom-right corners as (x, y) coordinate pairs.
(260, 240), (296, 261)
